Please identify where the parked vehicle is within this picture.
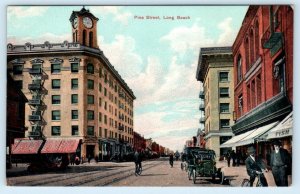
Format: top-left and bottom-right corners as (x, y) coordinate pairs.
(186, 148), (224, 184)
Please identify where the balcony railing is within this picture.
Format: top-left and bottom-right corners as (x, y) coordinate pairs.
(28, 131), (41, 137)
(199, 103), (205, 111)
(28, 99), (42, 105)
(28, 83), (42, 90)
(29, 115), (41, 121)
(199, 117), (205, 123)
(29, 68), (42, 74)
(199, 91), (204, 99)
(118, 126), (124, 131)
(261, 25), (283, 56)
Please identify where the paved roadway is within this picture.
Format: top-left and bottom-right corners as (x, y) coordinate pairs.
(6, 157), (227, 187)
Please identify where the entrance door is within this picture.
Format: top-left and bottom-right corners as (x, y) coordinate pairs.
(86, 145), (95, 159)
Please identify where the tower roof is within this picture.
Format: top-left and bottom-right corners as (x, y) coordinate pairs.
(69, 7), (99, 22)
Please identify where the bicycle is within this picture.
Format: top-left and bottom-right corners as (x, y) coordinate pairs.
(135, 163), (142, 176)
(241, 171), (267, 187)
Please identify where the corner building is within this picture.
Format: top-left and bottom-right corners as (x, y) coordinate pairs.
(196, 47), (235, 159)
(7, 8), (136, 161)
(222, 6), (293, 161)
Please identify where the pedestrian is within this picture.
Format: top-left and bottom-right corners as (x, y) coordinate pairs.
(236, 150), (241, 166)
(270, 140), (292, 186)
(169, 153), (174, 167)
(75, 155), (80, 165)
(245, 146), (268, 187)
(226, 151), (231, 167)
(231, 150), (236, 167)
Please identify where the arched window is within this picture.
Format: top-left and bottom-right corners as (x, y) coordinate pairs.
(89, 31), (93, 47)
(83, 30), (86, 46)
(245, 38), (249, 70)
(249, 29), (254, 65)
(255, 21), (260, 59)
(87, 63), (94, 74)
(237, 55), (242, 82)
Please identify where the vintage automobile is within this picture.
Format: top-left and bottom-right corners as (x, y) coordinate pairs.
(186, 148), (224, 184)
(181, 147), (202, 171)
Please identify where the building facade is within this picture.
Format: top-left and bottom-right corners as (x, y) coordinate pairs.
(133, 131), (146, 152)
(228, 5), (293, 159)
(6, 74), (28, 168)
(7, 8), (135, 161)
(196, 47), (234, 159)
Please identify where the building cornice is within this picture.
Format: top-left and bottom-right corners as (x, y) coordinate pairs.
(7, 41), (136, 100)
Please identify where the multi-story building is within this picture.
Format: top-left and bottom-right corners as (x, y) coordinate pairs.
(223, 5), (293, 160)
(7, 8), (135, 161)
(6, 73), (28, 168)
(133, 131), (146, 152)
(196, 47), (234, 159)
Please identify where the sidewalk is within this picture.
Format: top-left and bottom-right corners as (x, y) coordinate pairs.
(216, 160), (292, 187)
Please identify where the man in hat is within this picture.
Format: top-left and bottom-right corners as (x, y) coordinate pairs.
(245, 146), (268, 186)
(270, 140), (291, 186)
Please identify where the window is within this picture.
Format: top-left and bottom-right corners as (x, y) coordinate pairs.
(72, 125), (79, 136)
(219, 72), (229, 82)
(104, 88), (107, 96)
(51, 64), (61, 73)
(220, 103), (229, 113)
(87, 110), (94, 120)
(220, 88), (229, 98)
(220, 119), (230, 128)
(52, 126), (61, 136)
(99, 127), (102, 137)
(87, 63), (94, 74)
(245, 38), (250, 70)
(237, 56), (242, 82)
(72, 110), (78, 120)
(99, 83), (102, 92)
(104, 128), (107, 138)
(52, 79), (61, 89)
(87, 95), (94, 104)
(71, 94), (78, 104)
(71, 63), (79, 72)
(104, 115), (107, 124)
(99, 98), (102, 107)
(52, 95), (61, 104)
(87, 79), (94, 89)
(257, 75), (262, 105)
(71, 79), (78, 89)
(13, 65), (23, 74)
(52, 110), (60, 120)
(99, 112), (102, 122)
(15, 80), (23, 90)
(238, 95), (243, 117)
(87, 126), (94, 136)
(104, 101), (107, 110)
(89, 31), (93, 47)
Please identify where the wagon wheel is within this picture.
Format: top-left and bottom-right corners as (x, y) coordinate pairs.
(188, 169), (192, 180)
(218, 171), (224, 184)
(193, 169), (196, 184)
(181, 163), (184, 170)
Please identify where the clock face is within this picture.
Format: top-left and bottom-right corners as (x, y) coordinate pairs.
(83, 17), (93, 28)
(73, 17), (78, 28)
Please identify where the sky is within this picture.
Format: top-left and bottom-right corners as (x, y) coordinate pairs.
(6, 5), (248, 152)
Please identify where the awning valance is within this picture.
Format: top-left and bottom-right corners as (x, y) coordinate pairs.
(265, 112), (293, 139)
(220, 130), (254, 148)
(11, 139), (44, 154)
(41, 138), (80, 154)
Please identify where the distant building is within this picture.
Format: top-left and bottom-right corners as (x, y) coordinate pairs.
(133, 131), (146, 151)
(196, 47), (234, 159)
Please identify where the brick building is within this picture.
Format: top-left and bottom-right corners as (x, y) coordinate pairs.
(221, 6), (293, 160)
(133, 131), (146, 152)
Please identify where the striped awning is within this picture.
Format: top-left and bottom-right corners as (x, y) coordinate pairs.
(41, 138), (80, 154)
(11, 139), (44, 154)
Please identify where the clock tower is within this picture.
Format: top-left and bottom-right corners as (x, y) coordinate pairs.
(70, 7), (99, 48)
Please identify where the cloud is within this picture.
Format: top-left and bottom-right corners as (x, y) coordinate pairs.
(7, 6), (48, 18)
(90, 6), (132, 25)
(217, 17), (235, 46)
(100, 34), (143, 78)
(7, 33), (71, 45)
(160, 23), (214, 55)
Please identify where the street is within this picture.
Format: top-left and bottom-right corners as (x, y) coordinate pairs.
(7, 157), (228, 187)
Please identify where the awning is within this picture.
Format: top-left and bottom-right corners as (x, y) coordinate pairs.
(220, 122), (279, 148)
(234, 122), (278, 147)
(41, 138), (80, 154)
(11, 139), (44, 154)
(266, 112), (293, 139)
(220, 130), (254, 148)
